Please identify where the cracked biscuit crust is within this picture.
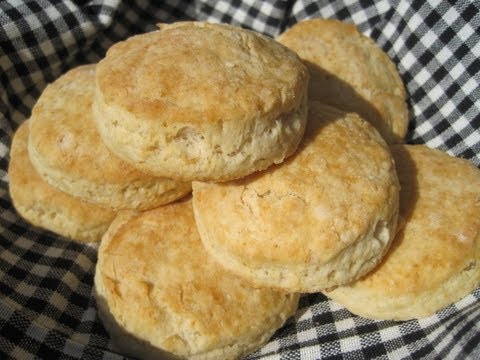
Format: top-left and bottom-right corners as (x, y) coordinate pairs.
(277, 18), (408, 144)
(94, 198), (298, 360)
(323, 145), (480, 320)
(9, 121), (116, 242)
(192, 102), (400, 293)
(93, 21), (309, 181)
(28, 64), (191, 210)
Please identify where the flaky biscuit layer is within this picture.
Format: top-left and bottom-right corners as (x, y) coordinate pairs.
(93, 22), (309, 181)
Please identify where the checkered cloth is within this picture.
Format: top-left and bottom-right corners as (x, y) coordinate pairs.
(1, 0), (479, 359)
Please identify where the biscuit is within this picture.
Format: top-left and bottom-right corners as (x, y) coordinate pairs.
(93, 21), (309, 182)
(28, 64), (191, 210)
(277, 18), (408, 144)
(8, 121), (116, 242)
(192, 102), (400, 293)
(94, 198), (299, 359)
(323, 145), (480, 320)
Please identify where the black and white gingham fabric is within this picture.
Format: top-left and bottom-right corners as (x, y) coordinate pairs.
(1, 1), (479, 359)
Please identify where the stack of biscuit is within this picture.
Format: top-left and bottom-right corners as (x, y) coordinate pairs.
(9, 64), (192, 243)
(8, 19), (480, 359)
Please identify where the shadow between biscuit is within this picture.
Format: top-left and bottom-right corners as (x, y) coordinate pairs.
(305, 60), (405, 144)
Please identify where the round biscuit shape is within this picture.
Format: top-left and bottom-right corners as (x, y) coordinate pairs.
(93, 21), (309, 181)
(9, 121), (116, 242)
(94, 198), (299, 359)
(323, 145), (480, 320)
(192, 102), (400, 293)
(28, 64), (191, 210)
(277, 18), (408, 144)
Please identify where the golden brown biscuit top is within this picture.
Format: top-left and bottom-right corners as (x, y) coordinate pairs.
(193, 102), (399, 266)
(97, 199), (297, 356)
(96, 22), (308, 124)
(355, 145), (480, 296)
(278, 18), (404, 98)
(28, 65), (161, 184)
(9, 121), (116, 224)
(277, 18), (407, 143)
